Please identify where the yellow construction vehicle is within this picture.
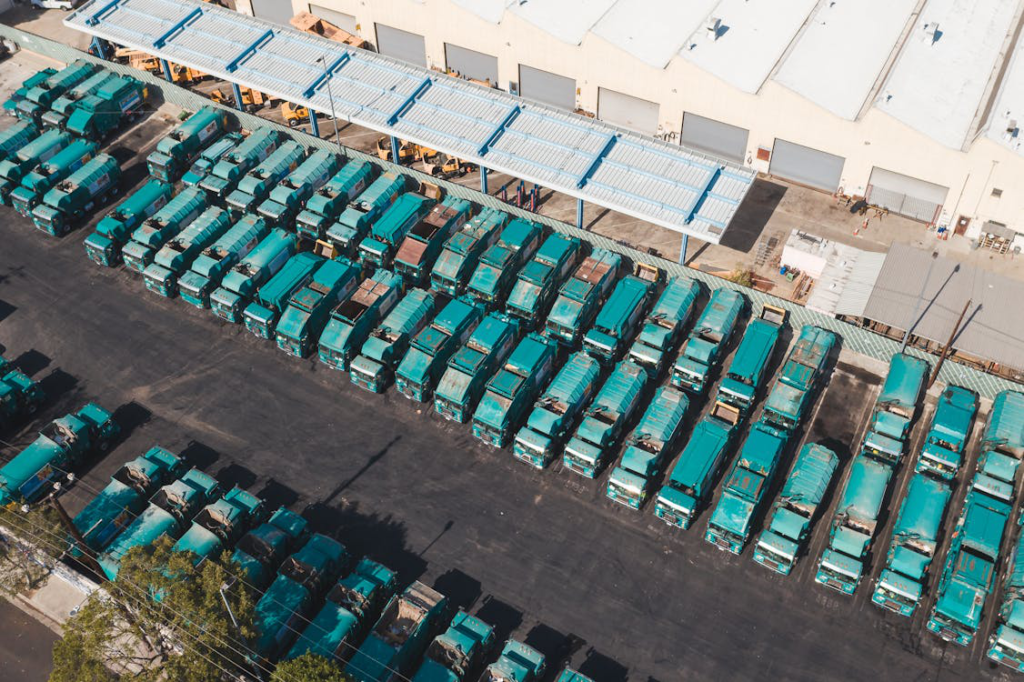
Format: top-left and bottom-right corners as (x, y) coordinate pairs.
(313, 239), (340, 259)
(209, 86), (267, 112)
(290, 11), (366, 49)
(422, 151), (474, 180)
(281, 102), (312, 127)
(376, 136), (418, 164)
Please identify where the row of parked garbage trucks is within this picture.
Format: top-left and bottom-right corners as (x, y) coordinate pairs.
(9, 71), (1024, 672)
(0, 420), (592, 682)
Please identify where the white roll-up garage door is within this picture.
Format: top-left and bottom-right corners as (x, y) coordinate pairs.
(375, 24), (426, 67)
(445, 44), (498, 85)
(680, 112), (748, 163)
(597, 88), (659, 135)
(519, 65), (575, 110)
(309, 5), (358, 34)
(866, 167), (948, 223)
(769, 139), (845, 192)
(250, 0), (295, 26)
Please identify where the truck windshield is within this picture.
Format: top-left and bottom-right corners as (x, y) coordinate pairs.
(235, 534), (274, 564)
(328, 583), (366, 611)
(40, 422), (76, 447)
(280, 557), (316, 585)
(112, 465), (149, 490)
(425, 639), (464, 668)
(151, 488), (187, 517)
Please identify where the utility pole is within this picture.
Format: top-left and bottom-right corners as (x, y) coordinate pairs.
(318, 54), (342, 152)
(220, 581), (264, 681)
(48, 493), (104, 578)
(928, 298), (973, 388)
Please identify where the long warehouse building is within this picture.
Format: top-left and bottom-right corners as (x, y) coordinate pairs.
(234, 0), (1024, 254)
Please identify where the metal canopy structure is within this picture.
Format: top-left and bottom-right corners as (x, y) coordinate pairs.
(66, 0), (756, 244)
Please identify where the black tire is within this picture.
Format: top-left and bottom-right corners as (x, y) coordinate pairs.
(288, 119), (298, 128)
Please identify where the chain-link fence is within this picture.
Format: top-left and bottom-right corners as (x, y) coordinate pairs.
(1, 23), (1019, 399)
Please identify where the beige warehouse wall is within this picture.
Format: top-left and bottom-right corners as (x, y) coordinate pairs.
(294, 0), (1024, 243)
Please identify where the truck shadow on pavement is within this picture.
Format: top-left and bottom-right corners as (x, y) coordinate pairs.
(578, 649), (629, 682)
(0, 298), (15, 323)
(179, 440), (221, 470)
(214, 462), (259, 491)
(432, 568), (481, 611)
(12, 348), (50, 376)
(475, 597), (523, 643)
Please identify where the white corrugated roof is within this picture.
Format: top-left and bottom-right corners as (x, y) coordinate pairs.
(67, 0), (756, 243)
(510, 0), (617, 46)
(875, 0), (1019, 150)
(590, 0), (717, 69)
(678, 0), (818, 94)
(775, 0), (918, 120)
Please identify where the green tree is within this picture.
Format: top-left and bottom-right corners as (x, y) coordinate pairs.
(0, 506), (64, 596)
(272, 652), (353, 682)
(50, 536), (258, 682)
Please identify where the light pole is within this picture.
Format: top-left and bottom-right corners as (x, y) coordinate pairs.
(317, 55), (343, 152)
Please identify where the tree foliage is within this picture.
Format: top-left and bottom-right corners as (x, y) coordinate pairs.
(0, 506), (64, 597)
(271, 652), (353, 682)
(50, 536), (258, 682)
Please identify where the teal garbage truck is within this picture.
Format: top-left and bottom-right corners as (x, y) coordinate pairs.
(84, 179), (173, 266)
(858, 353), (929, 466)
(0, 402), (118, 508)
(284, 557), (397, 663)
(325, 171), (405, 256)
(316, 269), (404, 371)
(32, 153), (121, 237)
(3, 68), (57, 117)
(653, 402), (740, 530)
(671, 288), (745, 395)
(606, 385), (689, 510)
(346, 581), (449, 682)
(627, 276), (699, 376)
(987, 527), (1024, 671)
(178, 213), (270, 308)
(512, 351), (602, 469)
(11, 138), (97, 218)
(142, 206), (233, 297)
(0, 121), (38, 168)
(394, 197), (474, 287)
(753, 442), (839, 575)
(147, 106), (230, 183)
(870, 473), (952, 616)
(472, 332), (558, 448)
(257, 148), (339, 225)
(504, 233), (581, 330)
(0, 367), (46, 431)
(296, 160), (377, 241)
(466, 218), (543, 309)
(171, 487), (266, 565)
(481, 640), (546, 682)
(210, 228), (298, 323)
(70, 446), (183, 557)
(16, 60), (96, 122)
(434, 313), (519, 424)
(429, 207), (509, 296)
(121, 186), (207, 273)
(225, 139), (305, 213)
(243, 252), (324, 340)
(64, 75), (148, 140)
(277, 258), (363, 357)
(396, 297), (483, 402)
(229, 507), (309, 590)
(582, 270), (656, 364)
(351, 287), (437, 393)
(97, 468), (220, 581)
(714, 305), (786, 417)
(42, 69), (112, 129)
(545, 248), (622, 347)
(199, 127), (280, 199)
(705, 422), (789, 554)
(758, 325), (837, 432)
(181, 131), (243, 187)
(915, 386), (979, 481)
(358, 193), (436, 270)
(563, 359), (648, 478)
(411, 610), (496, 682)
(972, 389), (1024, 505)
(0, 128), (74, 203)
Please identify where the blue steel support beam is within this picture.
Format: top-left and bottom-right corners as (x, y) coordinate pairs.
(576, 133), (618, 189)
(386, 77), (432, 126)
(225, 28), (274, 73)
(577, 199), (584, 230)
(679, 234), (688, 265)
(85, 0), (122, 27)
(309, 110), (320, 136)
(480, 167), (488, 195)
(390, 136), (400, 164)
(303, 52), (350, 98)
(90, 37), (108, 60)
(479, 105), (520, 156)
(231, 82), (244, 112)
(153, 6), (203, 48)
(160, 59), (173, 83)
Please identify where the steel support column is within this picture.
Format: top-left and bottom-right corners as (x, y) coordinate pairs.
(308, 110), (319, 136)
(231, 82), (244, 112)
(90, 37), (108, 60)
(390, 135), (400, 164)
(480, 167), (488, 195)
(160, 59), (173, 83)
(576, 199), (584, 230)
(680, 234), (688, 265)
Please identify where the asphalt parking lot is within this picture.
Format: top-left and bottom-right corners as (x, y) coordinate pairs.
(0, 128), (1011, 681)
(0, 599), (56, 681)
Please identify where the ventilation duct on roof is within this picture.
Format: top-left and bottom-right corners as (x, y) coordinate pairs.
(921, 22), (940, 45)
(705, 17), (722, 41)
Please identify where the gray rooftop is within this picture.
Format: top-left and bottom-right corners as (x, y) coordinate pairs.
(861, 242), (1024, 371)
(65, 0), (756, 244)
